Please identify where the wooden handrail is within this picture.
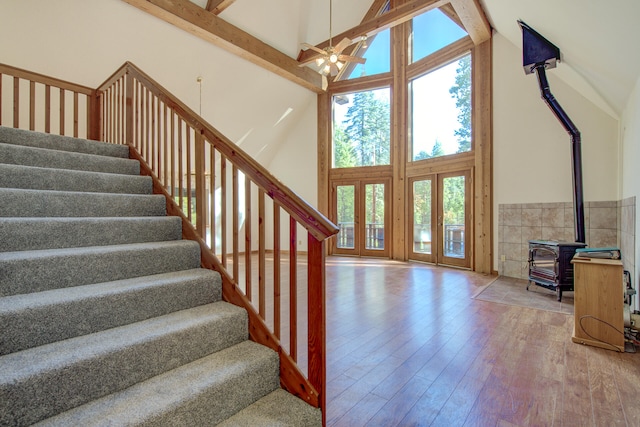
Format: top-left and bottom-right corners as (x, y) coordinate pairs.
(98, 62), (339, 241)
(96, 61), (336, 422)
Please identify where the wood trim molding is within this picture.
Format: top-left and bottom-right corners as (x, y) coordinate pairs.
(472, 39), (493, 274)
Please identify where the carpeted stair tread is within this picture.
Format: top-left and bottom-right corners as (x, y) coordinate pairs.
(0, 163), (152, 194)
(0, 302), (249, 427)
(0, 268), (222, 355)
(0, 126), (130, 158)
(32, 341), (279, 427)
(0, 216), (182, 252)
(0, 142), (139, 175)
(217, 389), (323, 427)
(0, 240), (201, 297)
(0, 188), (166, 218)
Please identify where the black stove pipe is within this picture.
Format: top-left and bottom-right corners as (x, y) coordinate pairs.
(533, 64), (586, 244)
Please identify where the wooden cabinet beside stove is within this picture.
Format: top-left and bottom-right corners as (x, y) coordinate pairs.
(571, 257), (624, 352)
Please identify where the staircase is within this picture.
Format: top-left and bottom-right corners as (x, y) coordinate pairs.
(0, 126), (321, 426)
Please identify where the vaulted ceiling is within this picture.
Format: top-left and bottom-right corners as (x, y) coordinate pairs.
(124, 0), (640, 118)
(122, 0), (489, 92)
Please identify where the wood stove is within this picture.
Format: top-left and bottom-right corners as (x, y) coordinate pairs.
(528, 240), (586, 301)
(519, 22), (589, 302)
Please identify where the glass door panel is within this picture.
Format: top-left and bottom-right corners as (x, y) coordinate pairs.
(332, 180), (389, 257)
(442, 175), (465, 258)
(410, 178), (435, 262)
(438, 171), (470, 268)
(408, 171), (470, 268)
(335, 184), (356, 251)
(364, 183), (385, 251)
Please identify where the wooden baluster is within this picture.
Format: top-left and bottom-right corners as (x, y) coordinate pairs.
(59, 87), (65, 136)
(151, 95), (156, 172)
(156, 98), (162, 178)
(113, 79), (124, 144)
(289, 217), (297, 362)
(144, 87), (150, 160)
(29, 81), (35, 131)
(170, 110), (175, 198)
(258, 189), (266, 319)
(13, 77), (19, 128)
(44, 85), (51, 133)
(221, 154), (227, 268)
(186, 126), (192, 222)
(232, 165), (239, 283)
(245, 177), (252, 300)
(177, 120), (183, 210)
(73, 92), (79, 137)
(163, 103), (169, 190)
(0, 73), (3, 126)
(125, 74), (133, 146)
(273, 204), (281, 339)
(195, 131), (206, 236)
(209, 144), (216, 251)
(136, 81), (141, 150)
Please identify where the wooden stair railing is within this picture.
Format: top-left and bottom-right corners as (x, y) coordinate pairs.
(0, 61), (337, 422)
(0, 63), (99, 139)
(96, 62), (337, 417)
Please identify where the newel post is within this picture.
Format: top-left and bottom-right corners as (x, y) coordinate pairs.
(307, 234), (326, 423)
(125, 70), (134, 147)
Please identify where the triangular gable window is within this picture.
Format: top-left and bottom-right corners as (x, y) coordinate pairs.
(341, 28), (391, 80)
(412, 8), (467, 63)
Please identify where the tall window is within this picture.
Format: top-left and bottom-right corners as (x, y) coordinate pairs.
(410, 55), (472, 161)
(332, 88), (391, 168)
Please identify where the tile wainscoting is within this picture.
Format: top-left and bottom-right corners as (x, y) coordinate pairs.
(497, 197), (636, 283)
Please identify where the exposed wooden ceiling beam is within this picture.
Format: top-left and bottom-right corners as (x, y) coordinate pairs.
(205, 0), (235, 15)
(297, 0), (447, 64)
(123, 0), (324, 93)
(449, 0), (491, 44)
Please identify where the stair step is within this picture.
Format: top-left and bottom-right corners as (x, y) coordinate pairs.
(0, 268), (222, 355)
(0, 216), (182, 252)
(0, 142), (139, 175)
(0, 126), (130, 158)
(0, 302), (250, 427)
(0, 240), (201, 297)
(0, 163), (152, 194)
(0, 188), (166, 218)
(218, 389), (323, 427)
(33, 341), (278, 427)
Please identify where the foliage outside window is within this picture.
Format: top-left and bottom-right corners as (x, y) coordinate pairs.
(333, 88), (391, 168)
(410, 54), (471, 161)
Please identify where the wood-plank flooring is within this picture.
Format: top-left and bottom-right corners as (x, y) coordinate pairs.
(323, 257), (640, 427)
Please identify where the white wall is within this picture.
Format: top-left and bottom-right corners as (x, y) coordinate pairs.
(0, 0), (319, 207)
(492, 33), (620, 270)
(621, 75), (640, 309)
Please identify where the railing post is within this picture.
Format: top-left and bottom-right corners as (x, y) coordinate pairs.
(125, 70), (134, 146)
(89, 90), (101, 141)
(307, 234), (326, 424)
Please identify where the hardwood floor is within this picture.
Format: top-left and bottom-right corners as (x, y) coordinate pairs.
(323, 257), (640, 427)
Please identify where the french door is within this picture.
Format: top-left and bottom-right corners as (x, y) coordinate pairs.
(332, 179), (390, 257)
(409, 170), (471, 268)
